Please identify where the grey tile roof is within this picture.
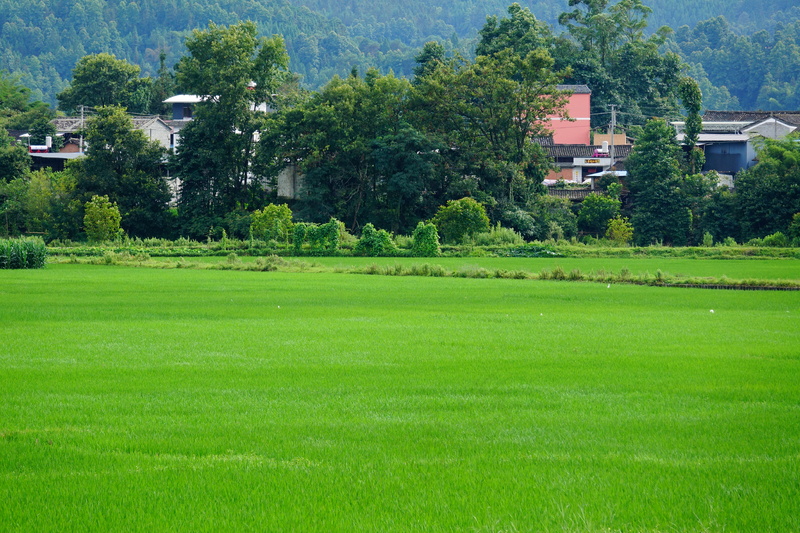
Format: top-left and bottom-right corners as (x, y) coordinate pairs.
(541, 143), (632, 159)
(703, 110), (800, 126)
(53, 116), (170, 133)
(556, 84), (591, 94)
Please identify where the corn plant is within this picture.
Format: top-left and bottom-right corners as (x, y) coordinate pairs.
(0, 237), (47, 269)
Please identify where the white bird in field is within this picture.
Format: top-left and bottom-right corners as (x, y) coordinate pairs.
(710, 309), (714, 313)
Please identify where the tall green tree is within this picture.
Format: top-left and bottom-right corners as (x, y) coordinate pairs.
(173, 21), (289, 238)
(0, 126), (30, 184)
(735, 136), (800, 240)
(57, 54), (152, 114)
(260, 70), (433, 232)
(677, 76), (704, 174)
(626, 119), (691, 245)
(70, 106), (170, 237)
(555, 0), (682, 128)
(476, 3), (555, 59)
(410, 47), (568, 206)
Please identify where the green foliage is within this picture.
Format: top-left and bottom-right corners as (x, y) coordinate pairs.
(354, 223), (397, 256)
(789, 213), (800, 244)
(606, 182), (622, 200)
(734, 136), (800, 241)
(260, 70), (434, 233)
(761, 232), (790, 248)
(702, 232), (714, 247)
(526, 195), (578, 241)
(673, 15), (800, 110)
(432, 198), (491, 244)
(477, 3), (555, 58)
(411, 221), (440, 257)
(497, 206), (538, 240)
(71, 106), (170, 238)
(0, 177), (28, 237)
(578, 192), (621, 236)
(250, 204), (293, 243)
(0, 137), (30, 184)
(595, 172), (621, 192)
(292, 218), (341, 255)
(174, 22), (289, 239)
(555, 0), (683, 129)
(0, 237), (46, 269)
(84, 195), (121, 243)
(56, 54), (148, 114)
(605, 215), (634, 245)
(678, 76), (705, 173)
(627, 119), (691, 246)
(472, 223), (525, 246)
(410, 39), (569, 204)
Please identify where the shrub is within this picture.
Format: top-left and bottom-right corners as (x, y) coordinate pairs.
(432, 197), (490, 244)
(411, 221), (440, 257)
(578, 193), (621, 236)
(84, 195), (121, 243)
(605, 216), (634, 245)
(0, 237), (47, 269)
(251, 203), (293, 243)
(762, 232), (789, 247)
(293, 218), (340, 255)
(497, 207), (537, 240)
(546, 221), (564, 241)
(527, 195), (578, 240)
(702, 232), (714, 247)
(354, 223), (397, 256)
(393, 234), (413, 249)
(472, 223), (524, 246)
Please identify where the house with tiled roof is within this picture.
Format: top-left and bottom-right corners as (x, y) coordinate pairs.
(672, 110), (799, 177)
(52, 116), (173, 152)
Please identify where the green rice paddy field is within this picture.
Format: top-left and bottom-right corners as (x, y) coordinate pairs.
(2, 262), (800, 531)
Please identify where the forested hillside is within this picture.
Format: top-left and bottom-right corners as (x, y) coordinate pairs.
(1, 0), (799, 109)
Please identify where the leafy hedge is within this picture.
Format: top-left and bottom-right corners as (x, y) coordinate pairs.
(0, 238), (47, 269)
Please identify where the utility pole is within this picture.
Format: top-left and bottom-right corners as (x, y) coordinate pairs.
(79, 105), (85, 153)
(608, 104), (617, 172)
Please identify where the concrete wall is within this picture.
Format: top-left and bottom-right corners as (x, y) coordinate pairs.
(547, 93), (591, 145)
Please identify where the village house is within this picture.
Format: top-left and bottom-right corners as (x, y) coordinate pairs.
(538, 85), (631, 192)
(672, 110), (800, 185)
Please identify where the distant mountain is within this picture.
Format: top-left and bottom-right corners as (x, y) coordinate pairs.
(1, 0), (798, 108)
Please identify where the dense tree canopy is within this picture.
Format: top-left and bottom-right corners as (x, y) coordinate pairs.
(626, 119), (691, 245)
(173, 21), (289, 238)
(735, 136), (800, 240)
(2, 1), (799, 244)
(69, 106), (170, 238)
(56, 54), (151, 114)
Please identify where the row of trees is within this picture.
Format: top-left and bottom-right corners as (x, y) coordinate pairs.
(627, 119), (800, 245)
(1, 2), (799, 246)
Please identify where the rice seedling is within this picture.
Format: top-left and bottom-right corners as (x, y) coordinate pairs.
(1, 265), (798, 530)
